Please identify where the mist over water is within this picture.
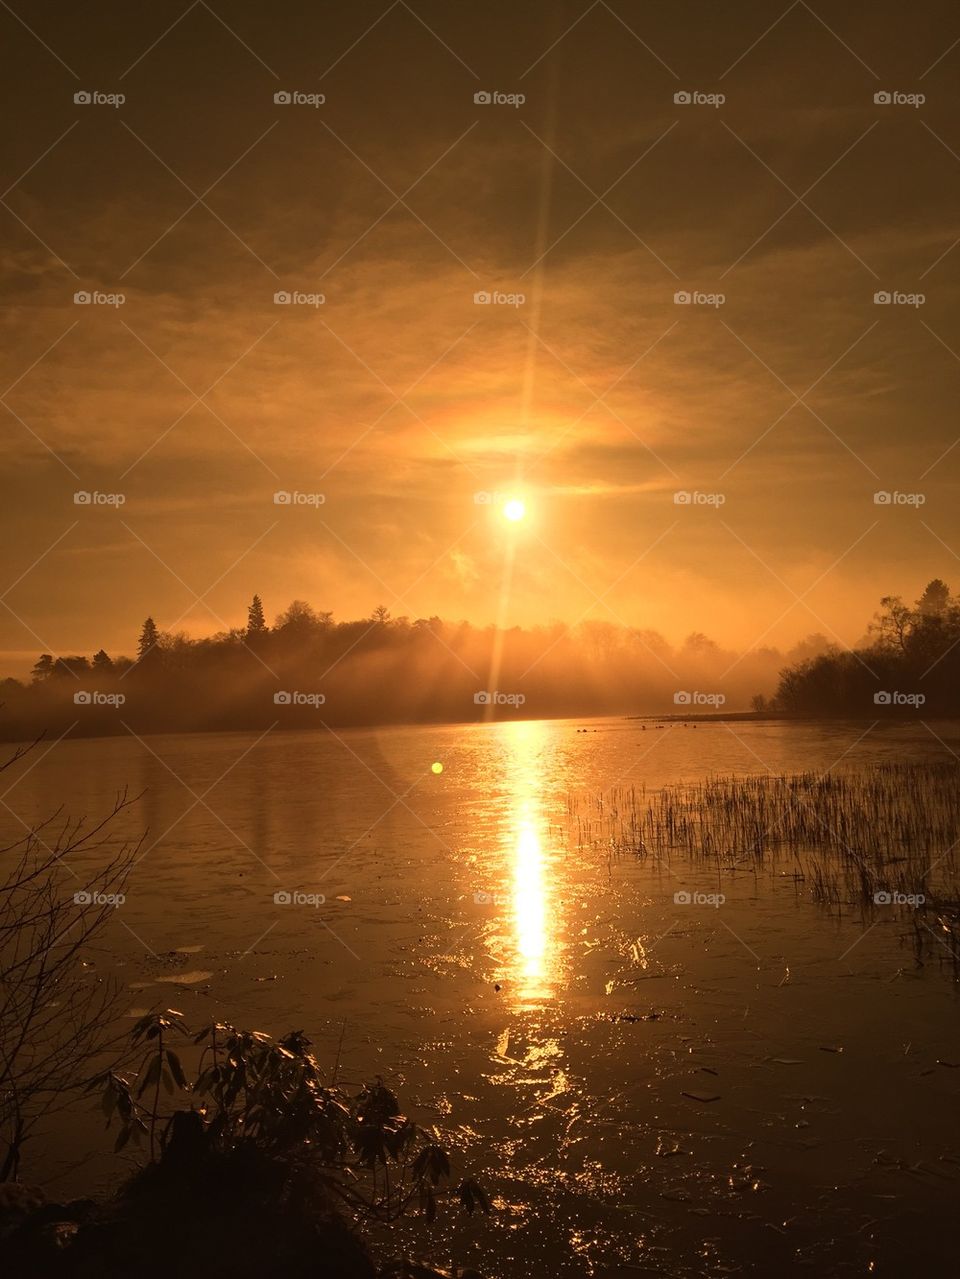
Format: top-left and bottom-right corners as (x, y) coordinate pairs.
(1, 612), (822, 741)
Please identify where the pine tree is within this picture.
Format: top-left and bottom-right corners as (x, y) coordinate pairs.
(247, 594), (267, 637)
(137, 617), (160, 663)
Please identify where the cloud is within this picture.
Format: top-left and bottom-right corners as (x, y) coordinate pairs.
(2, 1), (959, 672)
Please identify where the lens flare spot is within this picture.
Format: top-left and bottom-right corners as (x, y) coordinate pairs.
(431, 761), (444, 774)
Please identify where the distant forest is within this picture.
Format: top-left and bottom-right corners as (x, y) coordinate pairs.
(0, 596), (806, 741)
(766, 578), (960, 718)
(0, 582), (953, 741)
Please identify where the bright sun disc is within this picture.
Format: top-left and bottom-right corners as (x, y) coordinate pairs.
(503, 499), (525, 522)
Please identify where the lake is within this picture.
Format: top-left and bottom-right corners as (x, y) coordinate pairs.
(5, 717), (960, 1277)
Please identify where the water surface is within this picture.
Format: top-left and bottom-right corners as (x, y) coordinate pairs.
(6, 718), (960, 1276)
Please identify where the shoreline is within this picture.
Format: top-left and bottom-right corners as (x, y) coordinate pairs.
(625, 711), (947, 724)
(0, 708), (954, 748)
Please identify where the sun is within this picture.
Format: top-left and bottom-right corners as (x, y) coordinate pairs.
(503, 498), (526, 522)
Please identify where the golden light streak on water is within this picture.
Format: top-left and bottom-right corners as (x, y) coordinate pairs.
(501, 719), (557, 1006)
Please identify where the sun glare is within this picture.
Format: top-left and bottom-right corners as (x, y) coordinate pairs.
(503, 498), (525, 522)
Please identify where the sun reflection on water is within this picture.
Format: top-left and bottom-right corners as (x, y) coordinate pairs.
(499, 720), (559, 1007)
(513, 808), (548, 999)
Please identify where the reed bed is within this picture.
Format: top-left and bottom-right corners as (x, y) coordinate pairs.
(569, 761), (960, 917)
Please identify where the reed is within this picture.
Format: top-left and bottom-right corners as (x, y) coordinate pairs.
(571, 761), (960, 943)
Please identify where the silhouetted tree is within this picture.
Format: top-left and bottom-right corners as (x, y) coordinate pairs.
(31, 654), (55, 683)
(909, 580), (959, 669)
(0, 743), (140, 1179)
(274, 600), (322, 641)
(54, 656), (90, 677)
(918, 578), (950, 618)
(246, 594), (267, 638)
(682, 632), (720, 654)
(91, 649), (113, 673)
(137, 617), (160, 664)
(775, 579), (960, 716)
(872, 595), (914, 654)
(372, 605), (390, 625)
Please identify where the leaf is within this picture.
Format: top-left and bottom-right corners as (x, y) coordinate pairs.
(137, 1054), (162, 1097)
(166, 1049), (188, 1090)
(458, 1177), (491, 1215)
(423, 1144), (451, 1182)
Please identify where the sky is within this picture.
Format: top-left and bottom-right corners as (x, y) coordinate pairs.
(2, 0), (960, 675)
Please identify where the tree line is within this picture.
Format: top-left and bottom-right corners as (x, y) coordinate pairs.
(766, 579), (960, 717)
(0, 596), (803, 739)
(3, 583), (951, 739)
